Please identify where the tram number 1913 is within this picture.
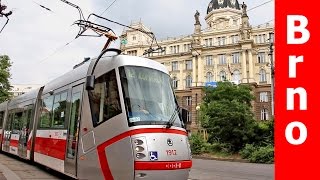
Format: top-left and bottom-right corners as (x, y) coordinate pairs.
(166, 149), (177, 156)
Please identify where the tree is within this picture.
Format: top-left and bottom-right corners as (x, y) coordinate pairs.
(0, 55), (12, 102)
(200, 81), (256, 152)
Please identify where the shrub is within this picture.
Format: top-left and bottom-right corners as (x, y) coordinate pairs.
(249, 145), (274, 163)
(189, 133), (205, 155)
(240, 144), (257, 159)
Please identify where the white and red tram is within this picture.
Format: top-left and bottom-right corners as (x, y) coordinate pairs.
(0, 50), (192, 180)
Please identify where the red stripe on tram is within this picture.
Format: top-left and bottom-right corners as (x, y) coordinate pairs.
(97, 128), (187, 180)
(34, 137), (67, 160)
(10, 139), (19, 147)
(134, 160), (192, 170)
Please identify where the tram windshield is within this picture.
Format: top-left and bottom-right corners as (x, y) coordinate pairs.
(119, 66), (182, 127)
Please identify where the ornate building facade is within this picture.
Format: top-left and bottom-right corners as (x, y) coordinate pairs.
(119, 0), (274, 131)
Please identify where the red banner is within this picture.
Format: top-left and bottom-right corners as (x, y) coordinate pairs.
(276, 1), (320, 179)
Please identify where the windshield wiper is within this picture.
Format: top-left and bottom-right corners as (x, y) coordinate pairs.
(166, 107), (179, 128)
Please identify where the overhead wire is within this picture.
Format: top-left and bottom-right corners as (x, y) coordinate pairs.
(37, 0), (273, 63)
(37, 0), (119, 64)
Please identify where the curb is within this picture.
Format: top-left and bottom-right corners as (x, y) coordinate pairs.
(192, 155), (250, 163)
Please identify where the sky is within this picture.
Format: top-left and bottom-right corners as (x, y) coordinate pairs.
(0, 0), (274, 85)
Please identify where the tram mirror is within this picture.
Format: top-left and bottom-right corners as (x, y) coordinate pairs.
(86, 75), (95, 90)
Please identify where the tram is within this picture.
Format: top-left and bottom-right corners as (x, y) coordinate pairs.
(0, 49), (192, 180)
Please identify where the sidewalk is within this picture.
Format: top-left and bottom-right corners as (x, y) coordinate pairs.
(0, 153), (61, 180)
(0, 154), (21, 180)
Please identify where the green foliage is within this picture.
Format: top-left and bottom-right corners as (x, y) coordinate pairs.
(250, 120), (274, 146)
(0, 55), (12, 102)
(200, 82), (256, 152)
(240, 144), (257, 159)
(189, 133), (206, 155)
(240, 144), (274, 163)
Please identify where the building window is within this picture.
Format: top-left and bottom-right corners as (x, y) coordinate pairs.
(127, 50), (137, 56)
(184, 44), (190, 52)
(172, 77), (178, 89)
(205, 38), (213, 47)
(186, 75), (192, 88)
(172, 61), (179, 71)
(186, 96), (192, 106)
(231, 35), (239, 44)
(261, 109), (269, 120)
(218, 54), (226, 64)
(206, 72), (214, 82)
(256, 34), (266, 44)
(187, 111), (192, 123)
(206, 55), (213, 66)
(258, 52), (266, 63)
(217, 36), (226, 45)
(260, 92), (268, 102)
(170, 45), (180, 54)
(209, 38), (213, 46)
(132, 36), (136, 41)
(259, 69), (267, 82)
(219, 71), (226, 81)
(186, 60), (192, 70)
(232, 53), (240, 64)
(232, 70), (240, 82)
(183, 44), (191, 52)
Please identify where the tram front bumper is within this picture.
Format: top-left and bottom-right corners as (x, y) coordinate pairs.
(134, 160), (192, 180)
(135, 169), (190, 180)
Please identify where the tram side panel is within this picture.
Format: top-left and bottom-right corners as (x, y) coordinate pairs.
(0, 110), (4, 150)
(0, 102), (8, 151)
(34, 90), (69, 173)
(77, 69), (135, 180)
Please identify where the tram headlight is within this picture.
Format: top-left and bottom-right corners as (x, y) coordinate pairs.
(136, 153), (146, 159)
(134, 139), (144, 146)
(135, 146), (144, 152)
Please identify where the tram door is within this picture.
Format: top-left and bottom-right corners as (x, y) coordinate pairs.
(65, 84), (83, 176)
(2, 113), (12, 152)
(18, 106), (33, 158)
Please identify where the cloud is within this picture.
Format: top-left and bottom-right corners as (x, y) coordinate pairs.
(0, 0), (274, 84)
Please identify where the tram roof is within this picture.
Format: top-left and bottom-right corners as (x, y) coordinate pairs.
(42, 55), (168, 95)
(8, 87), (42, 108)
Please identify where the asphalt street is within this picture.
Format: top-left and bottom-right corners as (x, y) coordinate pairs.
(189, 158), (274, 180)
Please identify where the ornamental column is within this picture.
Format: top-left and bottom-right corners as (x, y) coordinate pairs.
(248, 50), (254, 82)
(241, 50), (247, 83)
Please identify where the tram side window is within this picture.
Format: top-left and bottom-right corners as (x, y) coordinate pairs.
(0, 111), (4, 128)
(52, 92), (68, 128)
(40, 95), (54, 128)
(12, 112), (23, 134)
(5, 113), (13, 131)
(89, 69), (122, 127)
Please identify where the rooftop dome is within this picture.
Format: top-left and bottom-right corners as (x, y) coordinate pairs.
(207, 0), (241, 14)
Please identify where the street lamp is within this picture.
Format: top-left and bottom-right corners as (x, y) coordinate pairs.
(268, 32), (275, 117)
(196, 105), (201, 127)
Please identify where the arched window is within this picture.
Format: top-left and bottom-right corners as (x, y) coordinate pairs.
(172, 77), (178, 89)
(259, 69), (267, 82)
(261, 109), (269, 120)
(186, 75), (192, 88)
(206, 72), (213, 82)
(232, 70), (240, 82)
(219, 71), (226, 81)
